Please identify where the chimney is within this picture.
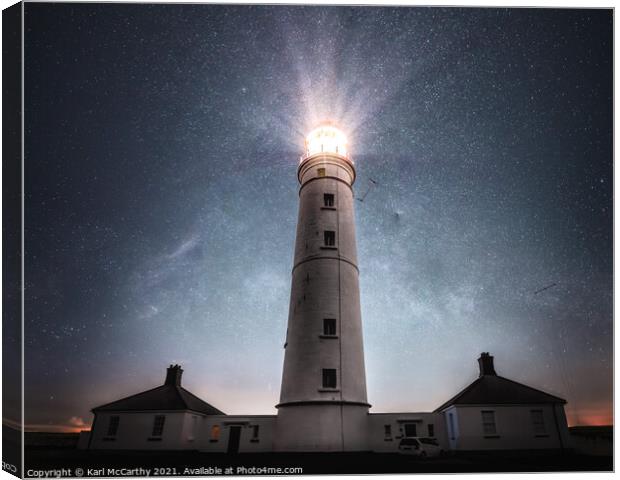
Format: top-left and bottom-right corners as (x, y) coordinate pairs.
(165, 364), (183, 386)
(478, 352), (497, 376)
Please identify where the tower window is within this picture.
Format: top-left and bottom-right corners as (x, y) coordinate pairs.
(323, 318), (336, 336)
(324, 193), (335, 207)
(481, 410), (497, 436)
(530, 410), (546, 435)
(322, 369), (337, 389)
(324, 231), (336, 246)
(317, 168), (326, 177)
(107, 416), (120, 437)
(152, 415), (166, 437)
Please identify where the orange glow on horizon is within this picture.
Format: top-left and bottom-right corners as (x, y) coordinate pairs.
(23, 424), (91, 434)
(567, 411), (613, 427)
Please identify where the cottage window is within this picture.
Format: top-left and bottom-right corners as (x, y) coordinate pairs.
(531, 410), (546, 435)
(384, 425), (392, 439)
(210, 425), (220, 442)
(324, 231), (336, 246)
(481, 410), (497, 435)
(322, 369), (337, 389)
(324, 193), (335, 207)
(427, 423), (434, 437)
(252, 425), (260, 439)
(323, 318), (336, 336)
(152, 415), (166, 437)
(107, 416), (119, 437)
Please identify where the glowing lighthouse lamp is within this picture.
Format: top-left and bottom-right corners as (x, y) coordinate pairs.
(303, 124), (349, 160)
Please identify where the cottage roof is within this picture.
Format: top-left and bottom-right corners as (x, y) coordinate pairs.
(92, 365), (225, 415)
(434, 353), (566, 412)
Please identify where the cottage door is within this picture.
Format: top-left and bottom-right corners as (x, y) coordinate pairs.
(227, 426), (242, 454)
(404, 423), (417, 437)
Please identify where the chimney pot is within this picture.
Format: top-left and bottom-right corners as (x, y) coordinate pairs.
(478, 352), (497, 376)
(165, 364), (183, 386)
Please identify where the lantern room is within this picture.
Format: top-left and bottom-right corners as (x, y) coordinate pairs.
(303, 124), (349, 160)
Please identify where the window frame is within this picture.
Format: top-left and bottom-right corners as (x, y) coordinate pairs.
(151, 415), (166, 437)
(321, 368), (337, 389)
(324, 230), (336, 247)
(530, 409), (547, 436)
(322, 318), (337, 337)
(481, 410), (498, 437)
(209, 424), (221, 443)
(250, 424), (260, 443)
(106, 415), (120, 437)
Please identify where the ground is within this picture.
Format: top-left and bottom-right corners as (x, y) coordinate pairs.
(21, 448), (612, 476)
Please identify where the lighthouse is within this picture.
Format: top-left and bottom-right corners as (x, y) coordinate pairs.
(84, 125), (573, 458)
(275, 125), (370, 452)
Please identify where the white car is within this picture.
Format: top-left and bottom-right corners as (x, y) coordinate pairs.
(398, 437), (445, 457)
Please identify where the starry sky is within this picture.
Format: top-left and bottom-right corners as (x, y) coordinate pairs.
(21, 4), (612, 432)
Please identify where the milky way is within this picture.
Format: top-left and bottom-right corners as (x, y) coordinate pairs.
(21, 4), (612, 431)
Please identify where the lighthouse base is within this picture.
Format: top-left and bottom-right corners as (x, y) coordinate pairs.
(274, 403), (369, 452)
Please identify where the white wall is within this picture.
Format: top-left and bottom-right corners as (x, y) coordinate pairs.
(197, 415), (275, 453)
(274, 405), (369, 452)
(88, 412), (277, 452)
(444, 404), (569, 451)
(89, 411), (201, 450)
(85, 406), (569, 453)
(367, 413), (448, 452)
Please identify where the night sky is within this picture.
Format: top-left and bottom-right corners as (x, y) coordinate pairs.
(22, 4), (612, 432)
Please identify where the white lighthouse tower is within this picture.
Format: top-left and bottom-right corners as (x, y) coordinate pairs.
(275, 125), (370, 452)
